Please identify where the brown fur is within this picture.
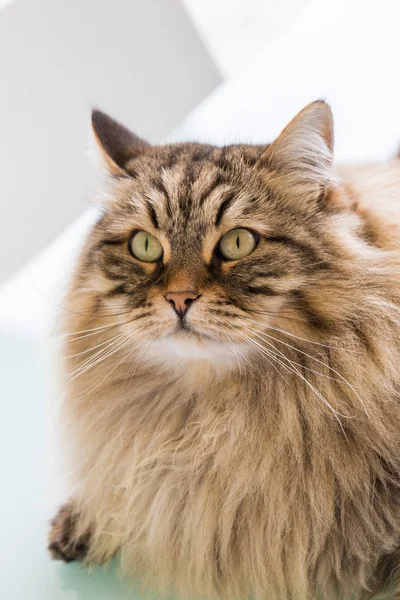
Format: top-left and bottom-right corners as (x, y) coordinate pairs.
(49, 103), (400, 599)
(48, 503), (90, 563)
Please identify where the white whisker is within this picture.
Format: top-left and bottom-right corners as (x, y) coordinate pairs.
(244, 316), (345, 350)
(243, 322), (369, 418)
(64, 334), (131, 385)
(64, 332), (127, 360)
(126, 340), (151, 378)
(63, 316), (145, 343)
(63, 319), (132, 337)
(236, 326), (351, 428)
(64, 325), (148, 385)
(64, 333), (128, 379)
(232, 326), (291, 384)
(241, 328), (350, 385)
(221, 332), (245, 376)
(75, 338), (146, 400)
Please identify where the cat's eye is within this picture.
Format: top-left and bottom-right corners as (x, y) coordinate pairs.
(219, 228), (257, 261)
(129, 231), (163, 262)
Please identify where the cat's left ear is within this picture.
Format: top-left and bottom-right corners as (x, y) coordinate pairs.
(259, 100), (337, 201)
(91, 109), (150, 176)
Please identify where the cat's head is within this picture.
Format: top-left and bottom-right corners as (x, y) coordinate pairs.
(78, 102), (358, 364)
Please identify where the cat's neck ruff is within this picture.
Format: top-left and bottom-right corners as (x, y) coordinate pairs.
(147, 332), (249, 371)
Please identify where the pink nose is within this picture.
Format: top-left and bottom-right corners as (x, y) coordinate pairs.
(165, 291), (199, 317)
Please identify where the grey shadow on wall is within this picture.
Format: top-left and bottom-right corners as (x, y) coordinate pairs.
(0, 0), (221, 283)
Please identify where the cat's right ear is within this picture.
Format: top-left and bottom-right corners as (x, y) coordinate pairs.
(91, 109), (150, 176)
(258, 101), (337, 204)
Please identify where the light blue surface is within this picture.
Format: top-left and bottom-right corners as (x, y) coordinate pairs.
(0, 334), (157, 599)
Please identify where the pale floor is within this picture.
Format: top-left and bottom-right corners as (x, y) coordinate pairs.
(1, 333), (158, 599)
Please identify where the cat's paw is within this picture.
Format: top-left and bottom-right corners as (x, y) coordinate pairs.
(48, 503), (90, 563)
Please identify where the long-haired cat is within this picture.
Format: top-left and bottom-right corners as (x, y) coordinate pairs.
(49, 101), (400, 600)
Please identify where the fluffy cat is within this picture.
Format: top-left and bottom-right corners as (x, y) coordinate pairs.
(49, 101), (400, 600)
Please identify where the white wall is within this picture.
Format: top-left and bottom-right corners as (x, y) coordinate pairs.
(182, 0), (311, 78)
(174, 0), (400, 162)
(0, 0), (220, 282)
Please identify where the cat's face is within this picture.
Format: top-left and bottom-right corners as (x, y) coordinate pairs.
(82, 103), (348, 363)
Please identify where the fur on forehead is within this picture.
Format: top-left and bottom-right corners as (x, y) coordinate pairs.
(92, 101), (340, 231)
(104, 167), (275, 247)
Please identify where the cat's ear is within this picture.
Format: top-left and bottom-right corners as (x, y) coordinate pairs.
(91, 109), (150, 176)
(259, 100), (337, 199)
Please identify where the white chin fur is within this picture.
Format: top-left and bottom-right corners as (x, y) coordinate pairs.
(148, 334), (248, 363)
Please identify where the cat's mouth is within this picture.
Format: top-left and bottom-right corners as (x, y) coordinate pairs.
(176, 319), (191, 332)
(148, 313), (249, 362)
(174, 321), (213, 341)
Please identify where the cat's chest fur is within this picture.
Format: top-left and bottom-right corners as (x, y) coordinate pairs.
(75, 359), (400, 599)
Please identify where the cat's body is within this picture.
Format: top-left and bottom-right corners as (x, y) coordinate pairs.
(49, 103), (400, 599)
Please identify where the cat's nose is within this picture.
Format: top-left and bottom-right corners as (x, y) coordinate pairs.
(165, 291), (200, 318)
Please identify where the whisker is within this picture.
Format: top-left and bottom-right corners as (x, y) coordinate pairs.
(232, 326), (291, 384)
(63, 319), (134, 338)
(64, 332), (128, 376)
(65, 328), (125, 344)
(236, 326), (352, 427)
(236, 327), (307, 381)
(64, 324), (148, 385)
(75, 338), (146, 400)
(209, 300), (303, 322)
(242, 323), (368, 418)
(239, 325), (352, 385)
(246, 328), (349, 387)
(50, 296), (135, 319)
(226, 328), (266, 378)
(126, 340), (151, 378)
(64, 334), (132, 385)
(63, 333), (127, 359)
(242, 316), (346, 350)
(244, 308), (300, 321)
(64, 314), (148, 343)
(220, 332), (245, 377)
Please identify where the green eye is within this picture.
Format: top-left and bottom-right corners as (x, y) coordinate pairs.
(130, 231), (163, 262)
(219, 228), (257, 261)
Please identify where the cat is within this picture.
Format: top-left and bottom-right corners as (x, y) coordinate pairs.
(48, 101), (400, 600)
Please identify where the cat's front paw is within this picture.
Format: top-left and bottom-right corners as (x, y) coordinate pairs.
(48, 502), (90, 563)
